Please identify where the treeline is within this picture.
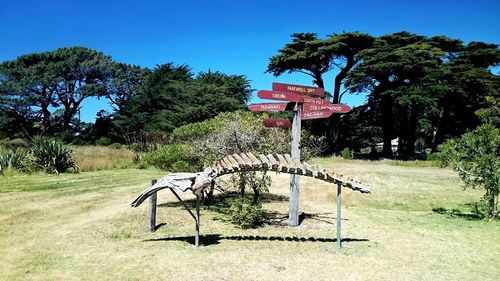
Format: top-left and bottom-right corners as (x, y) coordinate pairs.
(268, 31), (499, 158)
(1, 31), (499, 159)
(0, 47), (251, 144)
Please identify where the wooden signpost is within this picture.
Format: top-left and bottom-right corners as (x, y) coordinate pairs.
(250, 82), (351, 248)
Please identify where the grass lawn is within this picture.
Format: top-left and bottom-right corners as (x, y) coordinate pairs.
(0, 159), (498, 280)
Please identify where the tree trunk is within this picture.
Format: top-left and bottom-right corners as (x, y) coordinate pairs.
(381, 96), (394, 158)
(404, 102), (418, 158)
(326, 58), (354, 154)
(61, 99), (82, 130)
(431, 106), (449, 152)
(313, 73), (325, 89)
(40, 101), (51, 134)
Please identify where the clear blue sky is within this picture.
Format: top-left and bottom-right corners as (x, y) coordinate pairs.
(1, 0), (499, 122)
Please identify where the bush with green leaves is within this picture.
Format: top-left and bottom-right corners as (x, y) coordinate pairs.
(170, 110), (324, 165)
(341, 147), (352, 159)
(224, 197), (264, 229)
(434, 123), (499, 220)
(30, 138), (79, 174)
(0, 147), (30, 174)
(142, 143), (200, 172)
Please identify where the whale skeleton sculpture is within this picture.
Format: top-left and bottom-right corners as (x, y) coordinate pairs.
(131, 152), (371, 247)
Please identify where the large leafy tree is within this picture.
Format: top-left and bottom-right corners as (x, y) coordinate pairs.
(425, 42), (500, 151)
(267, 32), (374, 152)
(0, 47), (116, 134)
(347, 32), (499, 158)
(106, 63), (148, 113)
(112, 64), (252, 138)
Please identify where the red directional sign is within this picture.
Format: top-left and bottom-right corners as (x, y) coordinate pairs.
(272, 82), (325, 97)
(303, 96), (329, 105)
(303, 103), (351, 113)
(301, 110), (332, 120)
(257, 90), (303, 103)
(248, 102), (289, 112)
(263, 118), (292, 128)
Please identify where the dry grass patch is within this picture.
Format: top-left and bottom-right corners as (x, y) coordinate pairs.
(72, 145), (136, 172)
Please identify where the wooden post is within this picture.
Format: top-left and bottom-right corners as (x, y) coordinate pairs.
(288, 102), (302, 226)
(195, 196), (200, 247)
(149, 179), (157, 232)
(336, 183), (342, 249)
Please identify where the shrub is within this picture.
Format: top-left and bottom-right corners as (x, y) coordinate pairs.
(434, 123), (499, 220)
(0, 147), (30, 174)
(108, 143), (125, 150)
(341, 147), (352, 159)
(142, 144), (200, 172)
(0, 138), (28, 149)
(30, 138), (79, 174)
(225, 197), (264, 229)
(95, 137), (112, 146)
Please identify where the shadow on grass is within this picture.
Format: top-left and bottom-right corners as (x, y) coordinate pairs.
(157, 192), (289, 209)
(144, 234), (369, 247)
(432, 206), (484, 220)
(263, 211), (349, 226)
(158, 192), (342, 227)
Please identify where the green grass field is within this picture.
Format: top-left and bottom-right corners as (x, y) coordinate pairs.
(1, 159), (498, 280)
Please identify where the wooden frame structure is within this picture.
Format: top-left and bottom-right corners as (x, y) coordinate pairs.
(132, 153), (371, 249)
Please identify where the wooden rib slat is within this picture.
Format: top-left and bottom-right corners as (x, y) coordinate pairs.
(284, 154), (298, 173)
(258, 154), (269, 169)
(266, 154), (279, 170)
(245, 152), (261, 167)
(232, 154), (248, 168)
(239, 153), (254, 167)
(275, 154), (289, 172)
(226, 155), (240, 170)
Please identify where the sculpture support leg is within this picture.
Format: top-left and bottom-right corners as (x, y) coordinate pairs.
(195, 195), (200, 247)
(149, 179), (157, 232)
(336, 183), (342, 249)
(168, 189), (201, 247)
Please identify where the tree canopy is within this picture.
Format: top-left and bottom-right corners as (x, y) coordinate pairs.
(112, 64), (252, 139)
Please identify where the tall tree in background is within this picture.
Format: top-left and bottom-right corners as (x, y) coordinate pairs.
(348, 32), (457, 158)
(425, 41), (500, 151)
(106, 63), (148, 113)
(112, 64), (251, 138)
(348, 32), (499, 158)
(0, 47), (115, 134)
(0, 52), (59, 133)
(267, 32), (374, 153)
(50, 47), (114, 130)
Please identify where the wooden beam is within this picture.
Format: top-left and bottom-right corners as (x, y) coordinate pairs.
(149, 179), (157, 232)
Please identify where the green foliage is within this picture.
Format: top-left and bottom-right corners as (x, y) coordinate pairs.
(142, 144), (200, 172)
(112, 64), (251, 137)
(171, 110), (292, 165)
(347, 32), (500, 158)
(434, 123), (499, 219)
(267, 32), (375, 153)
(341, 147), (352, 159)
(0, 147), (30, 174)
(224, 197), (264, 229)
(95, 137), (112, 146)
(0, 47), (118, 135)
(30, 138), (79, 174)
